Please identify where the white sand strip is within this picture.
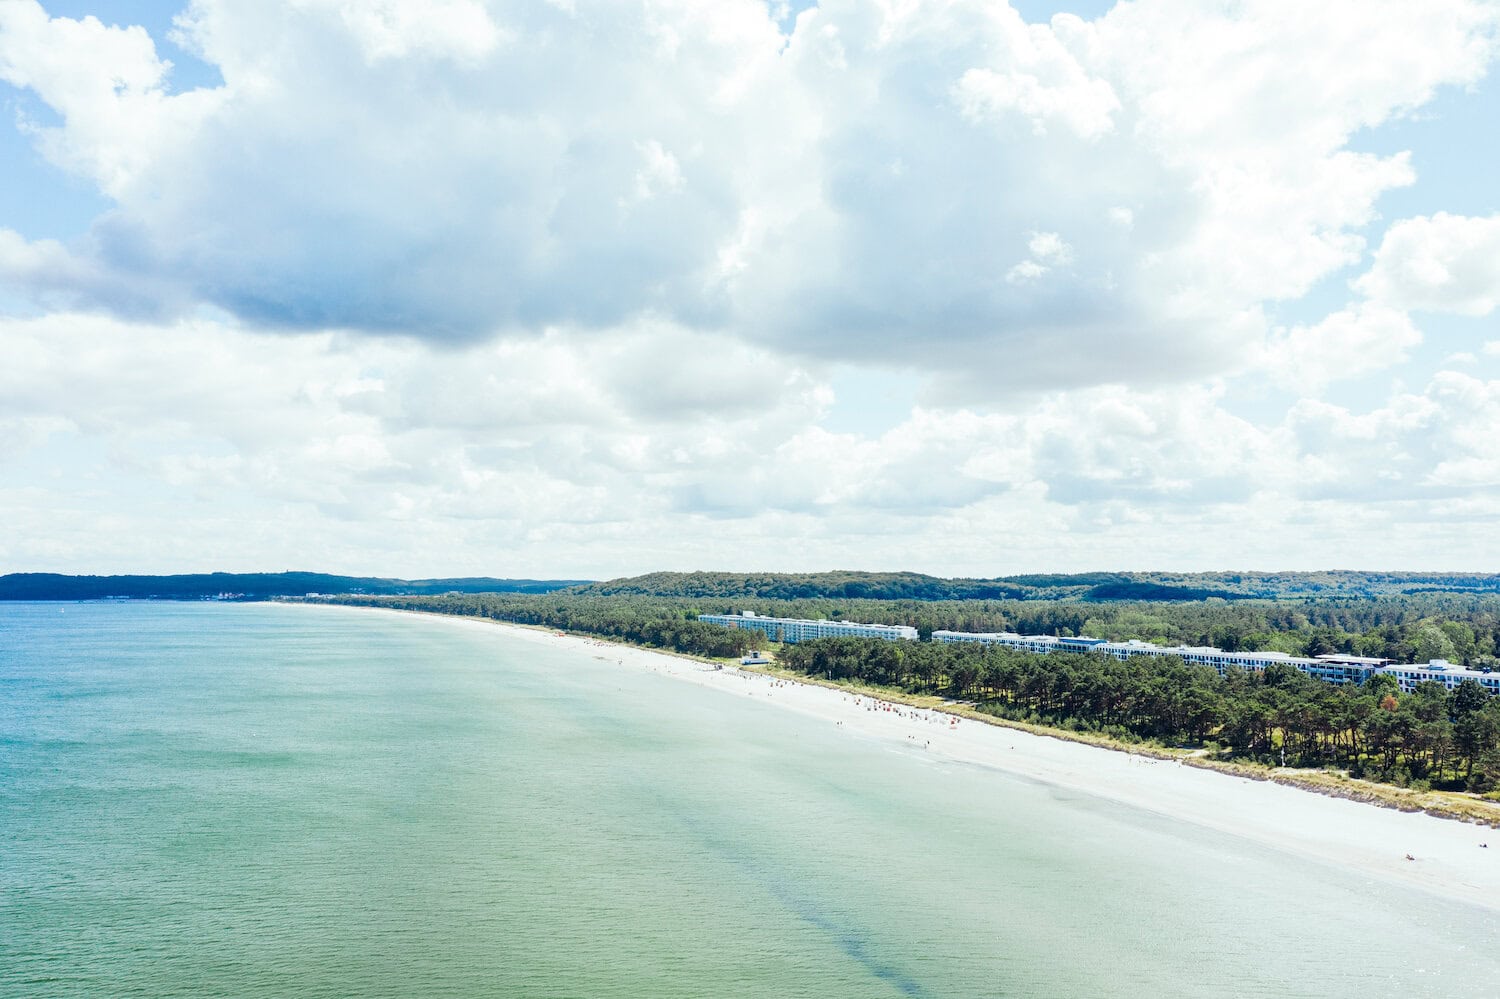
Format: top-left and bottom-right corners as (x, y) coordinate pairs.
(311, 604), (1500, 912)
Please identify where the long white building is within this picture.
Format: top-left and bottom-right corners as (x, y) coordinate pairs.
(931, 630), (1500, 695)
(699, 611), (919, 644)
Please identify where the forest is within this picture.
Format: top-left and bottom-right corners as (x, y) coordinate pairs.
(571, 569), (1500, 602)
(776, 637), (1500, 792)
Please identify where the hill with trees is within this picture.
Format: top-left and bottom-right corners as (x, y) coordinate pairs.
(11, 568), (1500, 603)
(569, 570), (1500, 602)
(570, 570), (1248, 601)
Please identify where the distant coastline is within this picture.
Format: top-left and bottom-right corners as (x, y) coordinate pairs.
(11, 567), (1500, 603)
(0, 571), (588, 602)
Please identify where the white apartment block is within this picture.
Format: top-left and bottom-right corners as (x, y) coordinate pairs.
(699, 611), (919, 644)
(931, 631), (1500, 695)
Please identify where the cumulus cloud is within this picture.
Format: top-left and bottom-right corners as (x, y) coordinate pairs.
(950, 14), (1121, 140)
(731, 0), (1494, 385)
(1019, 383), (1277, 507)
(0, 311), (831, 529)
(1261, 303), (1423, 391)
(0, 2), (224, 197)
(326, 0), (505, 64)
(674, 408), (1021, 518)
(1006, 230), (1076, 283)
(1, 0), (786, 335)
(4, 1), (1500, 576)
(1355, 212), (1500, 316)
(0, 0), (1493, 393)
(1283, 372), (1500, 500)
(3, 307), (1500, 574)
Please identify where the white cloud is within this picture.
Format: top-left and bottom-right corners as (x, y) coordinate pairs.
(0, 2), (225, 198)
(1075, 0), (1495, 317)
(4, 0), (1500, 576)
(0, 310), (833, 535)
(3, 308), (1500, 574)
(0, 0), (1491, 394)
(1027, 231), (1074, 266)
(1005, 259), (1048, 284)
(1283, 371), (1500, 499)
(1261, 303), (1423, 391)
(626, 139), (686, 207)
(2, 0), (791, 336)
(1355, 212), (1500, 316)
(951, 12), (1121, 140)
(1004, 231), (1075, 283)
(324, 0), (505, 64)
(1019, 383), (1276, 507)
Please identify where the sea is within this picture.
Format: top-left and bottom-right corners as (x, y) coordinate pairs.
(3, 601), (1497, 998)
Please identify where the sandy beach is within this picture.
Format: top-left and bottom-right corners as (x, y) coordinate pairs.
(332, 605), (1500, 913)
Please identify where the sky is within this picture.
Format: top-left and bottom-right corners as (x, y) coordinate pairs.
(1, 0), (1499, 581)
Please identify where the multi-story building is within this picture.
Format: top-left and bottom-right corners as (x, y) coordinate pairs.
(930, 630), (1500, 694)
(699, 611), (919, 644)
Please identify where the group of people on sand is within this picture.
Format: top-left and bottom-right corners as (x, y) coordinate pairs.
(841, 695), (963, 734)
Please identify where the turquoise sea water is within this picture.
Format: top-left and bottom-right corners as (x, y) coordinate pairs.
(3, 602), (1498, 998)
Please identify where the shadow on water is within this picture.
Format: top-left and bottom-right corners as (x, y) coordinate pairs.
(664, 805), (931, 998)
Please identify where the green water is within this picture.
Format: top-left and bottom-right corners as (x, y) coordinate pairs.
(2, 602), (1496, 998)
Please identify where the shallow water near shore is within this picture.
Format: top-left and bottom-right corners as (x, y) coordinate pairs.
(3, 601), (1497, 998)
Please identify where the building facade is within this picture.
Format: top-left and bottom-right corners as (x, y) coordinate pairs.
(699, 611), (919, 644)
(931, 630), (1500, 695)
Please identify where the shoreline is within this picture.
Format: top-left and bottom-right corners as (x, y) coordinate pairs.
(292, 602), (1500, 912)
(742, 660), (1500, 827)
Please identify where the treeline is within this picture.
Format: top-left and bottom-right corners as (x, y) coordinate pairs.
(322, 591), (1500, 668)
(320, 593), (760, 658)
(574, 570), (1243, 601)
(697, 595), (1500, 667)
(573, 571), (1042, 601)
(570, 570), (1500, 602)
(17, 567), (1500, 604)
(777, 638), (1500, 791)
